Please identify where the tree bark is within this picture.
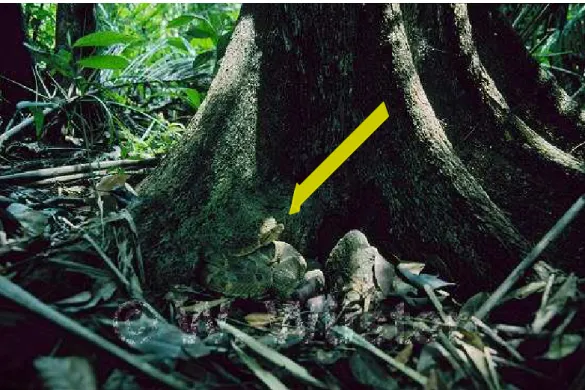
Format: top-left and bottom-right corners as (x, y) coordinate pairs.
(132, 4), (585, 297)
(0, 4), (34, 120)
(55, 4), (96, 60)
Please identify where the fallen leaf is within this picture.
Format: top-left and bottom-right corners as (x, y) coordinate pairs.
(374, 252), (395, 296)
(397, 263), (455, 291)
(34, 356), (97, 390)
(332, 326), (428, 386)
(543, 334), (582, 360)
(245, 313), (278, 328)
(218, 321), (327, 388)
(96, 174), (130, 192)
(350, 350), (399, 390)
(232, 341), (289, 390)
(6, 203), (49, 237)
(533, 274), (577, 333)
(459, 292), (489, 322)
(395, 343), (414, 365)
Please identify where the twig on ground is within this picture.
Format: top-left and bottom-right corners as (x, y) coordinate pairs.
(218, 321), (327, 389)
(0, 106), (58, 149)
(471, 316), (524, 362)
(0, 276), (194, 390)
(0, 158), (157, 184)
(424, 284), (452, 325)
(83, 233), (131, 292)
(332, 325), (428, 387)
(30, 168), (151, 185)
(474, 194), (585, 321)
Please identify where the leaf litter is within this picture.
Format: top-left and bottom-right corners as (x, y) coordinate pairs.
(0, 151), (584, 389)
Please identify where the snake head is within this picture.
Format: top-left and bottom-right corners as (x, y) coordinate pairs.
(258, 217), (284, 245)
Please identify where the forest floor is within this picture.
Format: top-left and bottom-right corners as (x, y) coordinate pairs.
(1, 141), (584, 390)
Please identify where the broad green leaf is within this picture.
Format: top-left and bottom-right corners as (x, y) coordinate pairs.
(167, 15), (195, 29)
(193, 50), (215, 69)
(189, 16), (217, 39)
(74, 31), (136, 47)
(78, 55), (129, 70)
(186, 26), (215, 39)
(190, 37), (214, 51)
(184, 89), (201, 108)
(544, 334), (582, 359)
(167, 37), (188, 52)
(30, 107), (45, 138)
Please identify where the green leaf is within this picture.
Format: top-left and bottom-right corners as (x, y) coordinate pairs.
(191, 16), (217, 38)
(544, 334), (582, 359)
(167, 37), (188, 52)
(73, 31), (136, 47)
(167, 15), (195, 29)
(193, 50), (215, 69)
(30, 108), (45, 138)
(186, 26), (215, 39)
(78, 55), (129, 70)
(216, 31), (233, 62)
(190, 37), (214, 51)
(459, 292), (489, 322)
(184, 89), (201, 108)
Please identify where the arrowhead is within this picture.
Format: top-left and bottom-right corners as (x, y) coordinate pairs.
(289, 183), (302, 215)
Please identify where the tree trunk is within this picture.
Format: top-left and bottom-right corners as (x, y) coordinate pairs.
(55, 4), (96, 59)
(132, 4), (585, 297)
(0, 4), (34, 120)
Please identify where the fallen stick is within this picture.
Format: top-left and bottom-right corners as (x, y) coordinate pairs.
(0, 158), (157, 184)
(30, 168), (151, 185)
(0, 276), (193, 390)
(474, 194), (585, 321)
(0, 106), (56, 149)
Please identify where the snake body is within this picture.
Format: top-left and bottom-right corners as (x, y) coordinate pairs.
(201, 219), (307, 298)
(199, 219), (380, 304)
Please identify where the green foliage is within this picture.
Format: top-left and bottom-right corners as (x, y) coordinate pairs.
(22, 3), (57, 52)
(78, 55), (130, 70)
(501, 4), (585, 103)
(73, 31), (137, 47)
(20, 3), (240, 156)
(119, 118), (187, 159)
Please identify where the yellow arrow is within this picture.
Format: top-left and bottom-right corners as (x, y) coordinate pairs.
(289, 102), (389, 214)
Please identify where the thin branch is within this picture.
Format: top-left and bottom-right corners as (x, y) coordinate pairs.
(0, 276), (194, 390)
(30, 169), (151, 186)
(474, 194), (585, 321)
(0, 106), (56, 149)
(0, 158), (157, 184)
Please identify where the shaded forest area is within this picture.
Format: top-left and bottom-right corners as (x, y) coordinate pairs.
(1, 4), (585, 390)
